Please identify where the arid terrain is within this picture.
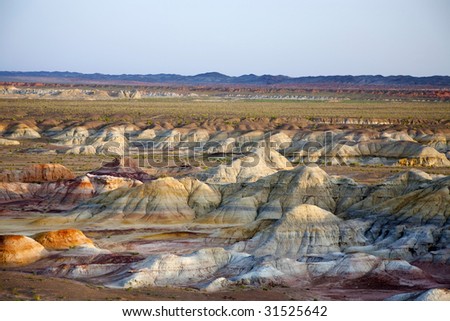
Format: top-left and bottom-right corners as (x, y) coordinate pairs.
(1, 82), (450, 301)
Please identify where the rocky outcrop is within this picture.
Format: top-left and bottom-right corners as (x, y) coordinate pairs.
(109, 246), (430, 290)
(0, 172), (142, 212)
(345, 176), (450, 262)
(198, 147), (291, 184)
(66, 164), (447, 236)
(207, 164), (351, 222)
(68, 165), (358, 224)
(287, 136), (450, 167)
(267, 165), (338, 212)
(20, 164), (75, 183)
(65, 145), (96, 155)
(347, 169), (433, 212)
(89, 157), (153, 182)
(86, 126), (128, 156)
(2, 123), (41, 139)
(0, 138), (20, 146)
(110, 248), (249, 288)
(0, 164), (75, 183)
(386, 288), (450, 301)
(135, 128), (156, 140)
(71, 177), (202, 223)
(118, 90), (141, 99)
(196, 195), (258, 225)
(0, 235), (47, 267)
(233, 204), (363, 258)
(51, 126), (90, 146)
(0, 182), (40, 202)
(33, 229), (94, 250)
(335, 140), (450, 166)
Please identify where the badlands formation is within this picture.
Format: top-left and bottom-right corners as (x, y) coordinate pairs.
(0, 116), (449, 300)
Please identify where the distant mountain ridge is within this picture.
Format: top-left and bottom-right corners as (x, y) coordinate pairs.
(1, 71), (449, 87)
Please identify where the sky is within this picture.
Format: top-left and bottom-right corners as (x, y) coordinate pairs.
(0, 0), (449, 76)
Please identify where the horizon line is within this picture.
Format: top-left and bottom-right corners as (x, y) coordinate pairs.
(1, 70), (449, 78)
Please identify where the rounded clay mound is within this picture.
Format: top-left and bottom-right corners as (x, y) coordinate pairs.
(0, 235), (47, 267)
(33, 229), (94, 250)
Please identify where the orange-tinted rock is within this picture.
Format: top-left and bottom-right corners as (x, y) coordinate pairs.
(1, 164), (76, 183)
(33, 229), (94, 250)
(0, 235), (47, 267)
(20, 164), (75, 183)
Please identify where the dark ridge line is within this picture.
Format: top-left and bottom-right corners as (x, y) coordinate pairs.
(1, 71), (449, 88)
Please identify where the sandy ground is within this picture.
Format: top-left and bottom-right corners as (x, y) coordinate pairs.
(0, 271), (427, 301)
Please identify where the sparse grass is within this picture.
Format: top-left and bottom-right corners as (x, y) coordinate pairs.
(0, 143), (108, 173)
(0, 98), (448, 122)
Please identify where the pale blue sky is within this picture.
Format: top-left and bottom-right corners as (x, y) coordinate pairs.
(0, 0), (449, 76)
